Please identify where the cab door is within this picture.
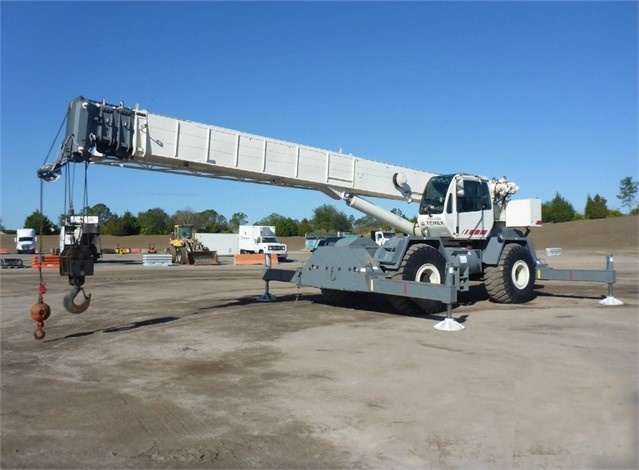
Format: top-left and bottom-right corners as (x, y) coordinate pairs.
(453, 176), (494, 240)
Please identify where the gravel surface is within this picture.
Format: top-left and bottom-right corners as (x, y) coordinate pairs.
(1, 249), (637, 468)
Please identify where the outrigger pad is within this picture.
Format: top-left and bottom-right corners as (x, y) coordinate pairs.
(434, 318), (465, 331)
(599, 296), (623, 306)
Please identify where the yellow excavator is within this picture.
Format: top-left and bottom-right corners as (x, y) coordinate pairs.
(166, 224), (219, 265)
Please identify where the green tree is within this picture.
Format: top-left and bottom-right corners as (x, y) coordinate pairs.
(196, 209), (213, 231)
(24, 210), (58, 234)
(101, 215), (120, 235)
(0, 217), (5, 233)
(311, 204), (351, 232)
(210, 215), (229, 233)
(542, 193), (577, 223)
(173, 208), (197, 225)
(617, 177), (638, 214)
(229, 212), (248, 233)
(278, 217), (300, 237)
(85, 203), (113, 224)
(297, 218), (313, 236)
(255, 213), (299, 236)
(352, 213), (378, 230)
(119, 211), (141, 235)
(197, 209), (216, 231)
(607, 208), (623, 217)
(196, 209), (230, 233)
(584, 194), (608, 220)
(138, 208), (171, 235)
(102, 211), (140, 236)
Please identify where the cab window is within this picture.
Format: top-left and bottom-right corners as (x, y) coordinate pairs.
(420, 175), (454, 215)
(456, 180), (492, 213)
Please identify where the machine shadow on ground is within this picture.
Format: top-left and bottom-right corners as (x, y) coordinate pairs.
(44, 316), (181, 343)
(38, 275), (630, 345)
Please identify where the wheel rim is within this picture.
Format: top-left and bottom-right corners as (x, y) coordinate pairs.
(511, 260), (530, 289)
(415, 264), (442, 284)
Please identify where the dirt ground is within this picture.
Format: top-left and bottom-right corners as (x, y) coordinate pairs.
(1, 218), (638, 469)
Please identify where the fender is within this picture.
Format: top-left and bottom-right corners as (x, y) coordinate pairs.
(482, 227), (537, 266)
(375, 236), (446, 271)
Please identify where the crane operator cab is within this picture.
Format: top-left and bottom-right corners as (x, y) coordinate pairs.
(417, 173), (494, 240)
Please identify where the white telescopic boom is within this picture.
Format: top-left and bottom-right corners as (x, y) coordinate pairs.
(40, 97), (437, 205)
(37, 97), (442, 232)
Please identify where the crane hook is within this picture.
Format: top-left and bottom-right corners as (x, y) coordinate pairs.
(63, 284), (91, 314)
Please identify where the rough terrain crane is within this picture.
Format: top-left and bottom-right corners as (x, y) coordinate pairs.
(36, 97), (620, 332)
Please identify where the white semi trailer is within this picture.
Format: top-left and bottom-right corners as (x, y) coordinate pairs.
(37, 97), (620, 319)
(196, 233), (239, 257)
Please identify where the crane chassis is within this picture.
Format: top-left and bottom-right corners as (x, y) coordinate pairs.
(33, 96), (622, 337)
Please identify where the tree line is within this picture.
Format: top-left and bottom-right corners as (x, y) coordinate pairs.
(11, 176), (639, 235)
(544, 177), (638, 223)
(18, 203), (382, 237)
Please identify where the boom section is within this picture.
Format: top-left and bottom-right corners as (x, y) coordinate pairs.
(47, 97), (436, 202)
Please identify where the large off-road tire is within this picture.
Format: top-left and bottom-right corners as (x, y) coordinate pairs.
(166, 247), (176, 263)
(387, 244), (446, 316)
(175, 247), (188, 265)
(321, 288), (349, 306)
(484, 243), (535, 303)
(320, 288), (367, 308)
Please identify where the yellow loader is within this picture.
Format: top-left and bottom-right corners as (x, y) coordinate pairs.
(166, 224), (219, 265)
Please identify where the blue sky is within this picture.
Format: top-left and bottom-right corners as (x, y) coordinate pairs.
(1, 1), (637, 230)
